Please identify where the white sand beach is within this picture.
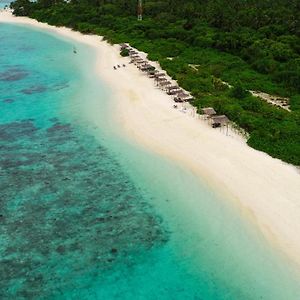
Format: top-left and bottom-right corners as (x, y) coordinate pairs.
(1, 11), (300, 267)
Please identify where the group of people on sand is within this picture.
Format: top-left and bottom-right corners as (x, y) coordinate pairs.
(113, 64), (126, 70)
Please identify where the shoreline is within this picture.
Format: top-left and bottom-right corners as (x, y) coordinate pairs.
(1, 11), (300, 268)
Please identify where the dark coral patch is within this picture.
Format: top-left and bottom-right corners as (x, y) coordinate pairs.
(49, 117), (59, 123)
(52, 82), (69, 91)
(0, 68), (29, 81)
(0, 119), (168, 299)
(0, 120), (37, 142)
(2, 98), (14, 104)
(46, 123), (72, 135)
(56, 245), (66, 254)
(21, 85), (47, 95)
(18, 46), (35, 52)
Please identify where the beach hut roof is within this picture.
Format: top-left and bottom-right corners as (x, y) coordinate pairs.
(174, 89), (183, 94)
(184, 96), (194, 101)
(211, 115), (229, 124)
(139, 63), (151, 68)
(202, 107), (216, 116)
(133, 58), (144, 62)
(157, 77), (168, 82)
(176, 92), (193, 101)
(155, 73), (166, 77)
(120, 43), (129, 49)
(177, 92), (189, 97)
(159, 81), (172, 86)
(168, 86), (180, 90)
(136, 60), (148, 65)
(140, 64), (154, 70)
(147, 69), (157, 73)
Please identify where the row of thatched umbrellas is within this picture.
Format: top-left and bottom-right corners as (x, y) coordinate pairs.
(121, 44), (193, 103)
(120, 44), (229, 129)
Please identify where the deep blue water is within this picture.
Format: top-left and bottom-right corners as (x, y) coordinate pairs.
(1, 22), (300, 300)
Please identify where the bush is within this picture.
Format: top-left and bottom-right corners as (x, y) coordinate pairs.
(120, 49), (129, 57)
(230, 81), (249, 99)
(290, 95), (300, 111)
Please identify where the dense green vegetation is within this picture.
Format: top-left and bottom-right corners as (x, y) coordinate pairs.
(10, 0), (300, 165)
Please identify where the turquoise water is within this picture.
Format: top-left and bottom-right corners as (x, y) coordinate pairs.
(0, 1), (10, 9)
(1, 23), (300, 299)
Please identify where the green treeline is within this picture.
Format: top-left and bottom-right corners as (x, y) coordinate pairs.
(10, 0), (300, 165)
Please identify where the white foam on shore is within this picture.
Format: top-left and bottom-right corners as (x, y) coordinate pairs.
(1, 11), (300, 269)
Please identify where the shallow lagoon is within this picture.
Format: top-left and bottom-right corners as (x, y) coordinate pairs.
(1, 22), (300, 299)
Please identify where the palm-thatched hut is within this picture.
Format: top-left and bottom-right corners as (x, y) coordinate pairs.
(147, 69), (158, 77)
(155, 77), (168, 86)
(120, 43), (129, 50)
(174, 91), (189, 102)
(211, 115), (229, 128)
(154, 73), (166, 78)
(136, 60), (148, 66)
(131, 54), (140, 59)
(159, 81), (172, 89)
(132, 58), (144, 64)
(202, 107), (216, 118)
(174, 91), (193, 102)
(167, 86), (181, 95)
(156, 77), (167, 82)
(129, 50), (138, 56)
(140, 64), (155, 71)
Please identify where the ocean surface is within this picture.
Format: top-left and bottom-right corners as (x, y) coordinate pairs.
(0, 1), (10, 9)
(1, 22), (300, 300)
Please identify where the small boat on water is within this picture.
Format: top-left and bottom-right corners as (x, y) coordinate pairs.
(73, 47), (77, 54)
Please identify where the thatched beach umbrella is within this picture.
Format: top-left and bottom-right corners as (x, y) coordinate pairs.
(136, 62), (148, 68)
(211, 115), (229, 127)
(159, 81), (172, 87)
(147, 69), (158, 77)
(174, 91), (193, 102)
(159, 81), (172, 91)
(140, 64), (155, 71)
(211, 115), (229, 135)
(129, 50), (138, 56)
(132, 58), (144, 64)
(137, 62), (150, 69)
(154, 73), (166, 78)
(184, 96), (194, 102)
(120, 43), (129, 50)
(168, 85), (179, 90)
(176, 91), (189, 98)
(155, 77), (167, 86)
(156, 77), (167, 82)
(202, 107), (216, 118)
(167, 86), (181, 94)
